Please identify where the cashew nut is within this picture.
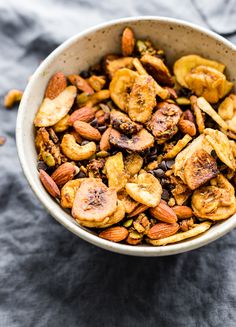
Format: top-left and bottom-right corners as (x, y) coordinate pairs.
(61, 134), (96, 161)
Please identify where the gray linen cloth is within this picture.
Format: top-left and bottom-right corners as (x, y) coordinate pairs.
(0, 0), (236, 326)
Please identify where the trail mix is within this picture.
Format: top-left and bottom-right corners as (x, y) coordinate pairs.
(34, 27), (236, 246)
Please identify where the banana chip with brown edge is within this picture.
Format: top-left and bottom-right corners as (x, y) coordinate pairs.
(197, 97), (228, 130)
(147, 221), (212, 246)
(164, 134), (192, 159)
(103, 55), (134, 79)
(117, 190), (138, 213)
(185, 66), (232, 103)
(72, 178), (117, 222)
(34, 86), (77, 127)
(192, 174), (236, 220)
(184, 149), (218, 190)
(128, 74), (157, 123)
(104, 152), (128, 192)
(204, 128), (236, 170)
(77, 200), (125, 228)
(146, 101), (182, 144)
(109, 128), (154, 152)
(109, 68), (139, 111)
(174, 134), (213, 183)
(61, 178), (87, 208)
(125, 171), (162, 207)
(173, 54), (225, 88)
(141, 53), (174, 86)
(124, 152), (143, 176)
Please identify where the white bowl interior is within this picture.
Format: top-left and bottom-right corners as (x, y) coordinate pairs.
(16, 17), (236, 256)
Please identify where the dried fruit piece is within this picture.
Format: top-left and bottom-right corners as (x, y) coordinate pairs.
(124, 153), (143, 176)
(118, 190), (138, 214)
(190, 95), (205, 133)
(68, 106), (96, 125)
(45, 72), (67, 99)
(121, 27), (135, 56)
(104, 55), (134, 79)
(110, 109), (142, 134)
(164, 134), (192, 159)
(53, 114), (70, 132)
(133, 58), (148, 75)
(104, 152), (128, 192)
(218, 96), (234, 120)
(100, 127), (112, 151)
(4, 89), (23, 108)
(61, 134), (96, 161)
(178, 116), (196, 137)
(109, 128), (154, 152)
(128, 75), (157, 123)
(73, 121), (101, 141)
(34, 86), (77, 127)
(99, 226), (128, 243)
(109, 68), (139, 111)
(148, 221), (211, 245)
(192, 174), (236, 220)
(84, 90), (110, 107)
(39, 169), (60, 199)
(184, 149), (218, 190)
(197, 97), (228, 130)
(173, 55), (225, 88)
(149, 200), (177, 223)
(147, 222), (179, 239)
(51, 162), (76, 187)
(146, 102), (182, 144)
(204, 128), (236, 170)
(61, 178), (86, 208)
(141, 53), (173, 86)
(68, 74), (94, 94)
(172, 206), (193, 219)
(126, 171), (162, 207)
(72, 178), (117, 222)
(88, 75), (106, 92)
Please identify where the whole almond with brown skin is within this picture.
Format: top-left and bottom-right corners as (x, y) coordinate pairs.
(121, 27), (135, 56)
(51, 162), (76, 187)
(73, 121), (101, 141)
(68, 106), (96, 125)
(45, 72), (67, 100)
(149, 200), (177, 223)
(68, 74), (94, 95)
(172, 206), (193, 219)
(147, 222), (179, 240)
(99, 226), (128, 242)
(100, 127), (111, 151)
(128, 204), (149, 218)
(39, 169), (60, 198)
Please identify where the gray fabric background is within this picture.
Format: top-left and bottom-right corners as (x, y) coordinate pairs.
(0, 0), (236, 326)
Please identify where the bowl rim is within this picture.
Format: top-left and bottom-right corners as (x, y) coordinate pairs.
(16, 16), (236, 256)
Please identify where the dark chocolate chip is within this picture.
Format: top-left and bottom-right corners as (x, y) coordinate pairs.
(153, 168), (165, 178)
(80, 70), (90, 79)
(160, 178), (169, 186)
(161, 189), (170, 201)
(166, 160), (175, 169)
(158, 161), (167, 171)
(90, 118), (98, 127)
(149, 154), (157, 162)
(147, 170), (155, 175)
(77, 171), (86, 178)
(37, 161), (48, 172)
(98, 125), (107, 133)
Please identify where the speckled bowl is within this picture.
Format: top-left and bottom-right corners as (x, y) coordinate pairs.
(16, 17), (236, 256)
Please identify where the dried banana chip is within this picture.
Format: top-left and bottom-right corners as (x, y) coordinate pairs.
(125, 171), (162, 207)
(147, 221), (212, 245)
(128, 74), (157, 123)
(125, 153), (143, 176)
(110, 109), (142, 135)
(204, 128), (236, 170)
(192, 174), (236, 220)
(118, 190), (138, 213)
(104, 152), (128, 192)
(197, 97), (228, 130)
(61, 178), (87, 208)
(164, 134), (192, 159)
(34, 86), (77, 127)
(72, 178), (117, 222)
(184, 149), (218, 190)
(109, 68), (138, 111)
(173, 54), (225, 88)
(103, 55), (134, 79)
(218, 96), (234, 120)
(190, 95), (205, 133)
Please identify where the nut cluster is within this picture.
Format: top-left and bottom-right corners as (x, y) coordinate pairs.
(33, 27), (236, 245)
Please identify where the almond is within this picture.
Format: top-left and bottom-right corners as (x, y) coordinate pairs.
(149, 200), (177, 223)
(51, 162), (76, 187)
(68, 106), (96, 125)
(147, 222), (179, 239)
(39, 169), (60, 198)
(172, 206), (193, 219)
(128, 204), (149, 218)
(45, 72), (67, 100)
(67, 74), (94, 95)
(73, 121), (101, 141)
(121, 27), (135, 56)
(70, 130), (83, 144)
(100, 127), (111, 151)
(99, 226), (128, 242)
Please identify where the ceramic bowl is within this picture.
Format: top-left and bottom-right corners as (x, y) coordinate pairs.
(16, 16), (236, 256)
